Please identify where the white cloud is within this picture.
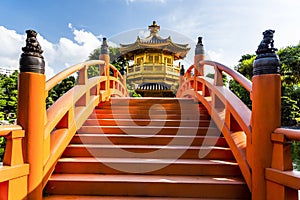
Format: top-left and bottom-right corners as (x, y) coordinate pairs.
(0, 25), (102, 79)
(0, 26), (24, 68)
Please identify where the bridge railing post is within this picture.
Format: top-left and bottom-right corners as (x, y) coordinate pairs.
(99, 37), (110, 100)
(194, 37), (205, 77)
(194, 37), (205, 93)
(251, 30), (281, 200)
(179, 65), (185, 86)
(17, 30), (46, 200)
(120, 61), (127, 92)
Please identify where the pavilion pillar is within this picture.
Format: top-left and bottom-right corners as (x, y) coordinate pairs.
(17, 30), (46, 200)
(251, 30), (281, 200)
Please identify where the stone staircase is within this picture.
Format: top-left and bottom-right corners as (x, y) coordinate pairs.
(44, 97), (251, 199)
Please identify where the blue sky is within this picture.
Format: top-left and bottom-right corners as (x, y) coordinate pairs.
(1, 0), (300, 78)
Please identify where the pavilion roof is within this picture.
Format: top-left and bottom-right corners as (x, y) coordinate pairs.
(119, 21), (190, 60)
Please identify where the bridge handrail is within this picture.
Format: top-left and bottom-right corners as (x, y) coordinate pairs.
(46, 60), (105, 93)
(0, 125), (29, 199)
(265, 127), (300, 195)
(42, 59), (128, 186)
(199, 60), (252, 92)
(176, 61), (252, 190)
(0, 125), (22, 136)
(274, 128), (300, 141)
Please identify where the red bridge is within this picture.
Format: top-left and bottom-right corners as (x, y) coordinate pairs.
(0, 29), (299, 200)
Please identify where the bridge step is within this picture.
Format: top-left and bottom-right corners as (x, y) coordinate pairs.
(78, 126), (220, 136)
(62, 144), (234, 159)
(45, 174), (250, 198)
(98, 97), (201, 105)
(55, 157), (241, 176)
(83, 118), (213, 127)
(44, 195), (249, 200)
(44, 97), (250, 199)
(90, 113), (211, 120)
(71, 134), (228, 146)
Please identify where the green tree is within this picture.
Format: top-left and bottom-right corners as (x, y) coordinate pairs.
(281, 96), (300, 126)
(291, 141), (300, 171)
(0, 136), (5, 162)
(277, 44), (300, 86)
(0, 71), (18, 123)
(87, 47), (127, 78)
(46, 76), (75, 108)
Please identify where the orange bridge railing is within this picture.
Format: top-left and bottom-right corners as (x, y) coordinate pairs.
(0, 32), (128, 199)
(177, 56), (300, 199)
(177, 60), (252, 190)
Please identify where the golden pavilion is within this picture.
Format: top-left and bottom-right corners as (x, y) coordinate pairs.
(119, 21), (190, 97)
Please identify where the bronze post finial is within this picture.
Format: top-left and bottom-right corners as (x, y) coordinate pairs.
(21, 29), (44, 59)
(20, 29), (45, 74)
(253, 29), (280, 75)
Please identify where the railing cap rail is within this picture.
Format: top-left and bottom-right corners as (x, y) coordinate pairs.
(199, 60), (252, 92)
(274, 128), (300, 141)
(0, 125), (23, 136)
(46, 60), (105, 92)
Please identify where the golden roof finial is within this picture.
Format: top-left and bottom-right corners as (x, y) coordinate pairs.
(148, 21), (160, 36)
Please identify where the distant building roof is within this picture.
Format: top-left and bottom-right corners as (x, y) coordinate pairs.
(120, 21), (190, 60)
(0, 67), (17, 76)
(136, 82), (170, 91)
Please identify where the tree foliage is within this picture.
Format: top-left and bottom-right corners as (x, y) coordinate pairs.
(291, 141), (300, 171)
(87, 47), (127, 78)
(0, 71), (18, 123)
(281, 96), (300, 126)
(46, 76), (76, 108)
(0, 136), (5, 162)
(277, 44), (300, 85)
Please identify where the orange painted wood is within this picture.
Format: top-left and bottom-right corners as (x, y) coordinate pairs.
(251, 74), (281, 200)
(265, 168), (300, 190)
(44, 98), (250, 199)
(199, 60), (252, 92)
(46, 174), (250, 198)
(71, 134), (227, 146)
(46, 60), (105, 92)
(44, 195), (248, 200)
(17, 72), (46, 199)
(274, 128), (300, 141)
